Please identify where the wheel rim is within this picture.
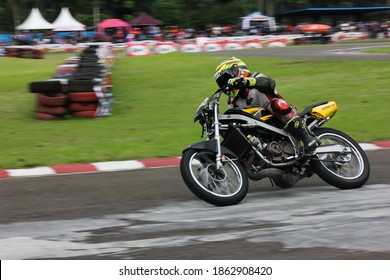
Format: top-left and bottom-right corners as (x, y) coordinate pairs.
(189, 151), (243, 197)
(317, 133), (365, 180)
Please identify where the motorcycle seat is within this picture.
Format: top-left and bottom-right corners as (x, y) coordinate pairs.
(299, 101), (328, 117)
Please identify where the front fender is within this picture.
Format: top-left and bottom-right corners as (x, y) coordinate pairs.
(182, 139), (238, 158)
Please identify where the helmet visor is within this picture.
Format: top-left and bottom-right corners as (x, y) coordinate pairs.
(215, 68), (238, 88)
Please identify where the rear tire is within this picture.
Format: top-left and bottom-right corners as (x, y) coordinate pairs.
(310, 128), (370, 189)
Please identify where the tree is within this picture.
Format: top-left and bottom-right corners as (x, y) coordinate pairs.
(6, 0), (21, 28)
(151, 0), (183, 27)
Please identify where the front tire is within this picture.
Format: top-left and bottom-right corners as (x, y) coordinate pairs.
(180, 149), (249, 206)
(310, 128), (370, 189)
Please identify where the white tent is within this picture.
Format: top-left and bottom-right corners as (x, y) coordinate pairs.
(52, 7), (86, 31)
(16, 8), (54, 30)
(241, 11), (276, 31)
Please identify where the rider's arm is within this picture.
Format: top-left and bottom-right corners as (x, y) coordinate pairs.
(246, 73), (276, 96)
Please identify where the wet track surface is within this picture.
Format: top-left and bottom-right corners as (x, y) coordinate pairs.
(0, 149), (389, 259)
(1, 43), (389, 260)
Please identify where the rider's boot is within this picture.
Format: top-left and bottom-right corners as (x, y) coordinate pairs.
(285, 116), (321, 155)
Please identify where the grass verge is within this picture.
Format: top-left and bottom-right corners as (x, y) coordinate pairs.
(0, 51), (389, 169)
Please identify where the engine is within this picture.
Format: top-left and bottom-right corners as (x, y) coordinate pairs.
(263, 140), (295, 162)
(221, 127), (297, 164)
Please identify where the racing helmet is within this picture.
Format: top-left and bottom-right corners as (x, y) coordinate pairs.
(214, 57), (250, 97)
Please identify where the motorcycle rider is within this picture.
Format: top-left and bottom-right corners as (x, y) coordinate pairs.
(214, 57), (320, 155)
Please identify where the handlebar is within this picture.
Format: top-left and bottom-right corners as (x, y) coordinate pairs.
(216, 84), (234, 95)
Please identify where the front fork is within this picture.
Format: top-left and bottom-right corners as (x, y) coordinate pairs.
(213, 100), (224, 170)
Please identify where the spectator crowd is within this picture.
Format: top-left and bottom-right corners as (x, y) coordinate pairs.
(5, 19), (390, 47)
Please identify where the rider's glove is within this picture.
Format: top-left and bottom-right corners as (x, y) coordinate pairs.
(227, 77), (256, 89)
(227, 77), (245, 89)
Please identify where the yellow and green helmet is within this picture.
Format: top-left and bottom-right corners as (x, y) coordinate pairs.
(214, 57), (250, 88)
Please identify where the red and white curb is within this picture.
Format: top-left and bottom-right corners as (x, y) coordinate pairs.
(359, 141), (390, 150)
(0, 141), (389, 179)
(0, 157), (181, 179)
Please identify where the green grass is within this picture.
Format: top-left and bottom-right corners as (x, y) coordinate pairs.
(363, 47), (390, 53)
(0, 51), (389, 169)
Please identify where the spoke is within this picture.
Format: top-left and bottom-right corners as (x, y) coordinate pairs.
(190, 152), (242, 197)
(318, 133), (364, 180)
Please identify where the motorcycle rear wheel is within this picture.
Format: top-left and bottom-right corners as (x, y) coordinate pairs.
(180, 149), (249, 206)
(310, 128), (370, 189)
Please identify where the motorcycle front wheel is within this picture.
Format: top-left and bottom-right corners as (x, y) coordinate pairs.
(310, 128), (370, 189)
(180, 149), (249, 206)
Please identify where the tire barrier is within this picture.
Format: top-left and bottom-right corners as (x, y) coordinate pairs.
(4, 46), (44, 59)
(64, 57), (80, 64)
(72, 110), (99, 118)
(35, 112), (64, 120)
(36, 93), (68, 107)
(69, 102), (98, 112)
(29, 43), (115, 120)
(35, 93), (69, 120)
(53, 64), (78, 79)
(30, 80), (63, 94)
(69, 92), (99, 103)
(36, 104), (68, 115)
(68, 79), (98, 92)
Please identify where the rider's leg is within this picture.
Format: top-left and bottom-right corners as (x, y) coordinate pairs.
(269, 98), (320, 155)
(285, 116), (320, 155)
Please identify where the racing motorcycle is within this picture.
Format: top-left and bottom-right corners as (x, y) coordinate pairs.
(180, 86), (370, 206)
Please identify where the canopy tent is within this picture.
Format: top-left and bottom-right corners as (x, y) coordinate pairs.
(97, 18), (131, 34)
(52, 7), (86, 31)
(130, 12), (162, 26)
(241, 11), (276, 31)
(16, 8), (54, 30)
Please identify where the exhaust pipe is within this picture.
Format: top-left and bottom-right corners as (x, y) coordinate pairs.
(247, 167), (304, 188)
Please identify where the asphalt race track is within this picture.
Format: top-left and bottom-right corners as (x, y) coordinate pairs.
(0, 149), (389, 260)
(0, 42), (389, 260)
(202, 40), (390, 61)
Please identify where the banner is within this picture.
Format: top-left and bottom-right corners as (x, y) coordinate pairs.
(179, 42), (202, 53)
(155, 42), (177, 54)
(126, 43), (152, 56)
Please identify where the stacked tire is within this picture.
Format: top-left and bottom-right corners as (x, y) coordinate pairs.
(29, 43), (114, 120)
(68, 79), (100, 118)
(68, 46), (113, 118)
(30, 80), (68, 120)
(4, 46), (44, 59)
(53, 64), (78, 79)
(68, 47), (102, 118)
